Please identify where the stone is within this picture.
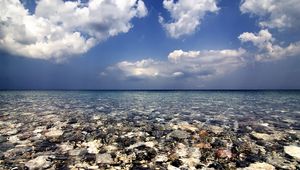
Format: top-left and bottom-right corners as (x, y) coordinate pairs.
(0, 135), (7, 143)
(155, 155), (168, 163)
(210, 125), (223, 134)
(215, 149), (232, 159)
(169, 130), (189, 140)
(134, 145), (157, 161)
(171, 159), (183, 167)
(96, 153), (114, 164)
(178, 123), (198, 132)
(82, 153), (96, 163)
(284, 145), (300, 160)
(195, 142), (211, 149)
(198, 130), (209, 138)
(35, 140), (57, 152)
(68, 117), (78, 124)
(239, 162), (275, 170)
(251, 132), (273, 141)
(0, 142), (14, 152)
(44, 128), (63, 138)
(83, 140), (102, 154)
(25, 156), (52, 169)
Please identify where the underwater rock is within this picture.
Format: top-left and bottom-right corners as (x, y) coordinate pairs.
(198, 130), (209, 138)
(82, 153), (96, 163)
(195, 142), (211, 149)
(133, 145), (157, 161)
(67, 117), (78, 124)
(96, 153), (114, 164)
(169, 130), (189, 140)
(155, 155), (168, 163)
(251, 132), (273, 141)
(284, 145), (300, 160)
(34, 140), (57, 152)
(82, 140), (102, 154)
(216, 149), (232, 159)
(171, 159), (183, 167)
(0, 135), (8, 143)
(44, 128), (63, 138)
(239, 162), (275, 170)
(25, 156), (52, 169)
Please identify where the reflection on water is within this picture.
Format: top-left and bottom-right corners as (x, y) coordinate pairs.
(0, 91), (300, 169)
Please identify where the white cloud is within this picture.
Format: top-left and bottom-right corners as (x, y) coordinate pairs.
(103, 48), (246, 81)
(239, 29), (300, 61)
(0, 0), (147, 61)
(159, 0), (219, 38)
(240, 0), (300, 29)
(104, 28), (300, 82)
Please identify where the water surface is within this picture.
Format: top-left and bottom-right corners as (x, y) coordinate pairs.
(0, 91), (300, 169)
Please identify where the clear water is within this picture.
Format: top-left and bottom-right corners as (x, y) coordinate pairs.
(0, 91), (300, 169)
(1, 91), (300, 127)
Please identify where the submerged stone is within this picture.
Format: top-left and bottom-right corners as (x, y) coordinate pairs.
(25, 156), (52, 169)
(284, 145), (300, 160)
(169, 130), (189, 140)
(44, 128), (63, 138)
(96, 153), (114, 164)
(239, 162), (275, 170)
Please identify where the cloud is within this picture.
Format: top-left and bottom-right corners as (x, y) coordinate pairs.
(240, 0), (300, 30)
(102, 48), (246, 82)
(159, 0), (219, 38)
(239, 29), (300, 61)
(0, 0), (147, 61)
(103, 28), (300, 82)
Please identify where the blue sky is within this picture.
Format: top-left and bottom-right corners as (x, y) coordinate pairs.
(0, 0), (300, 89)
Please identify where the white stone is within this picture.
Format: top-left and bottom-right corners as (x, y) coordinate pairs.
(96, 153), (114, 164)
(8, 135), (20, 144)
(155, 155), (168, 162)
(284, 145), (300, 160)
(239, 162), (275, 170)
(82, 140), (102, 154)
(179, 124), (198, 132)
(59, 142), (74, 152)
(25, 156), (52, 169)
(251, 132), (273, 141)
(104, 145), (118, 152)
(127, 141), (156, 149)
(210, 125), (223, 134)
(44, 128), (63, 138)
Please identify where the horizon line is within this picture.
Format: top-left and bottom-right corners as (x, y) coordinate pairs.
(0, 89), (300, 91)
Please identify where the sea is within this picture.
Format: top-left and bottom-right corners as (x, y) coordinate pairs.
(0, 90), (299, 169)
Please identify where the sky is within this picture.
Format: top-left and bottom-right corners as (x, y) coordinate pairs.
(0, 0), (300, 89)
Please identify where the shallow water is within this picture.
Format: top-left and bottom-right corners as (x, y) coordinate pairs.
(0, 91), (300, 169)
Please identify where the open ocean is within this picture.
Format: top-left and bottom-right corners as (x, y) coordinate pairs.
(0, 91), (300, 169)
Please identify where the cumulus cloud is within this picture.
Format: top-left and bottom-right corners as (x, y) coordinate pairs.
(240, 0), (300, 29)
(102, 48), (246, 81)
(0, 0), (147, 61)
(103, 28), (300, 82)
(239, 29), (300, 61)
(159, 0), (219, 38)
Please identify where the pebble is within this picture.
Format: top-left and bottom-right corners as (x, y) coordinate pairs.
(284, 145), (300, 160)
(169, 130), (189, 140)
(44, 128), (63, 138)
(96, 153), (114, 164)
(251, 132), (273, 141)
(239, 162), (275, 170)
(216, 149), (232, 159)
(25, 156), (52, 169)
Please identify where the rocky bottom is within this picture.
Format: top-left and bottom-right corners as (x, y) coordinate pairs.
(0, 110), (300, 170)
